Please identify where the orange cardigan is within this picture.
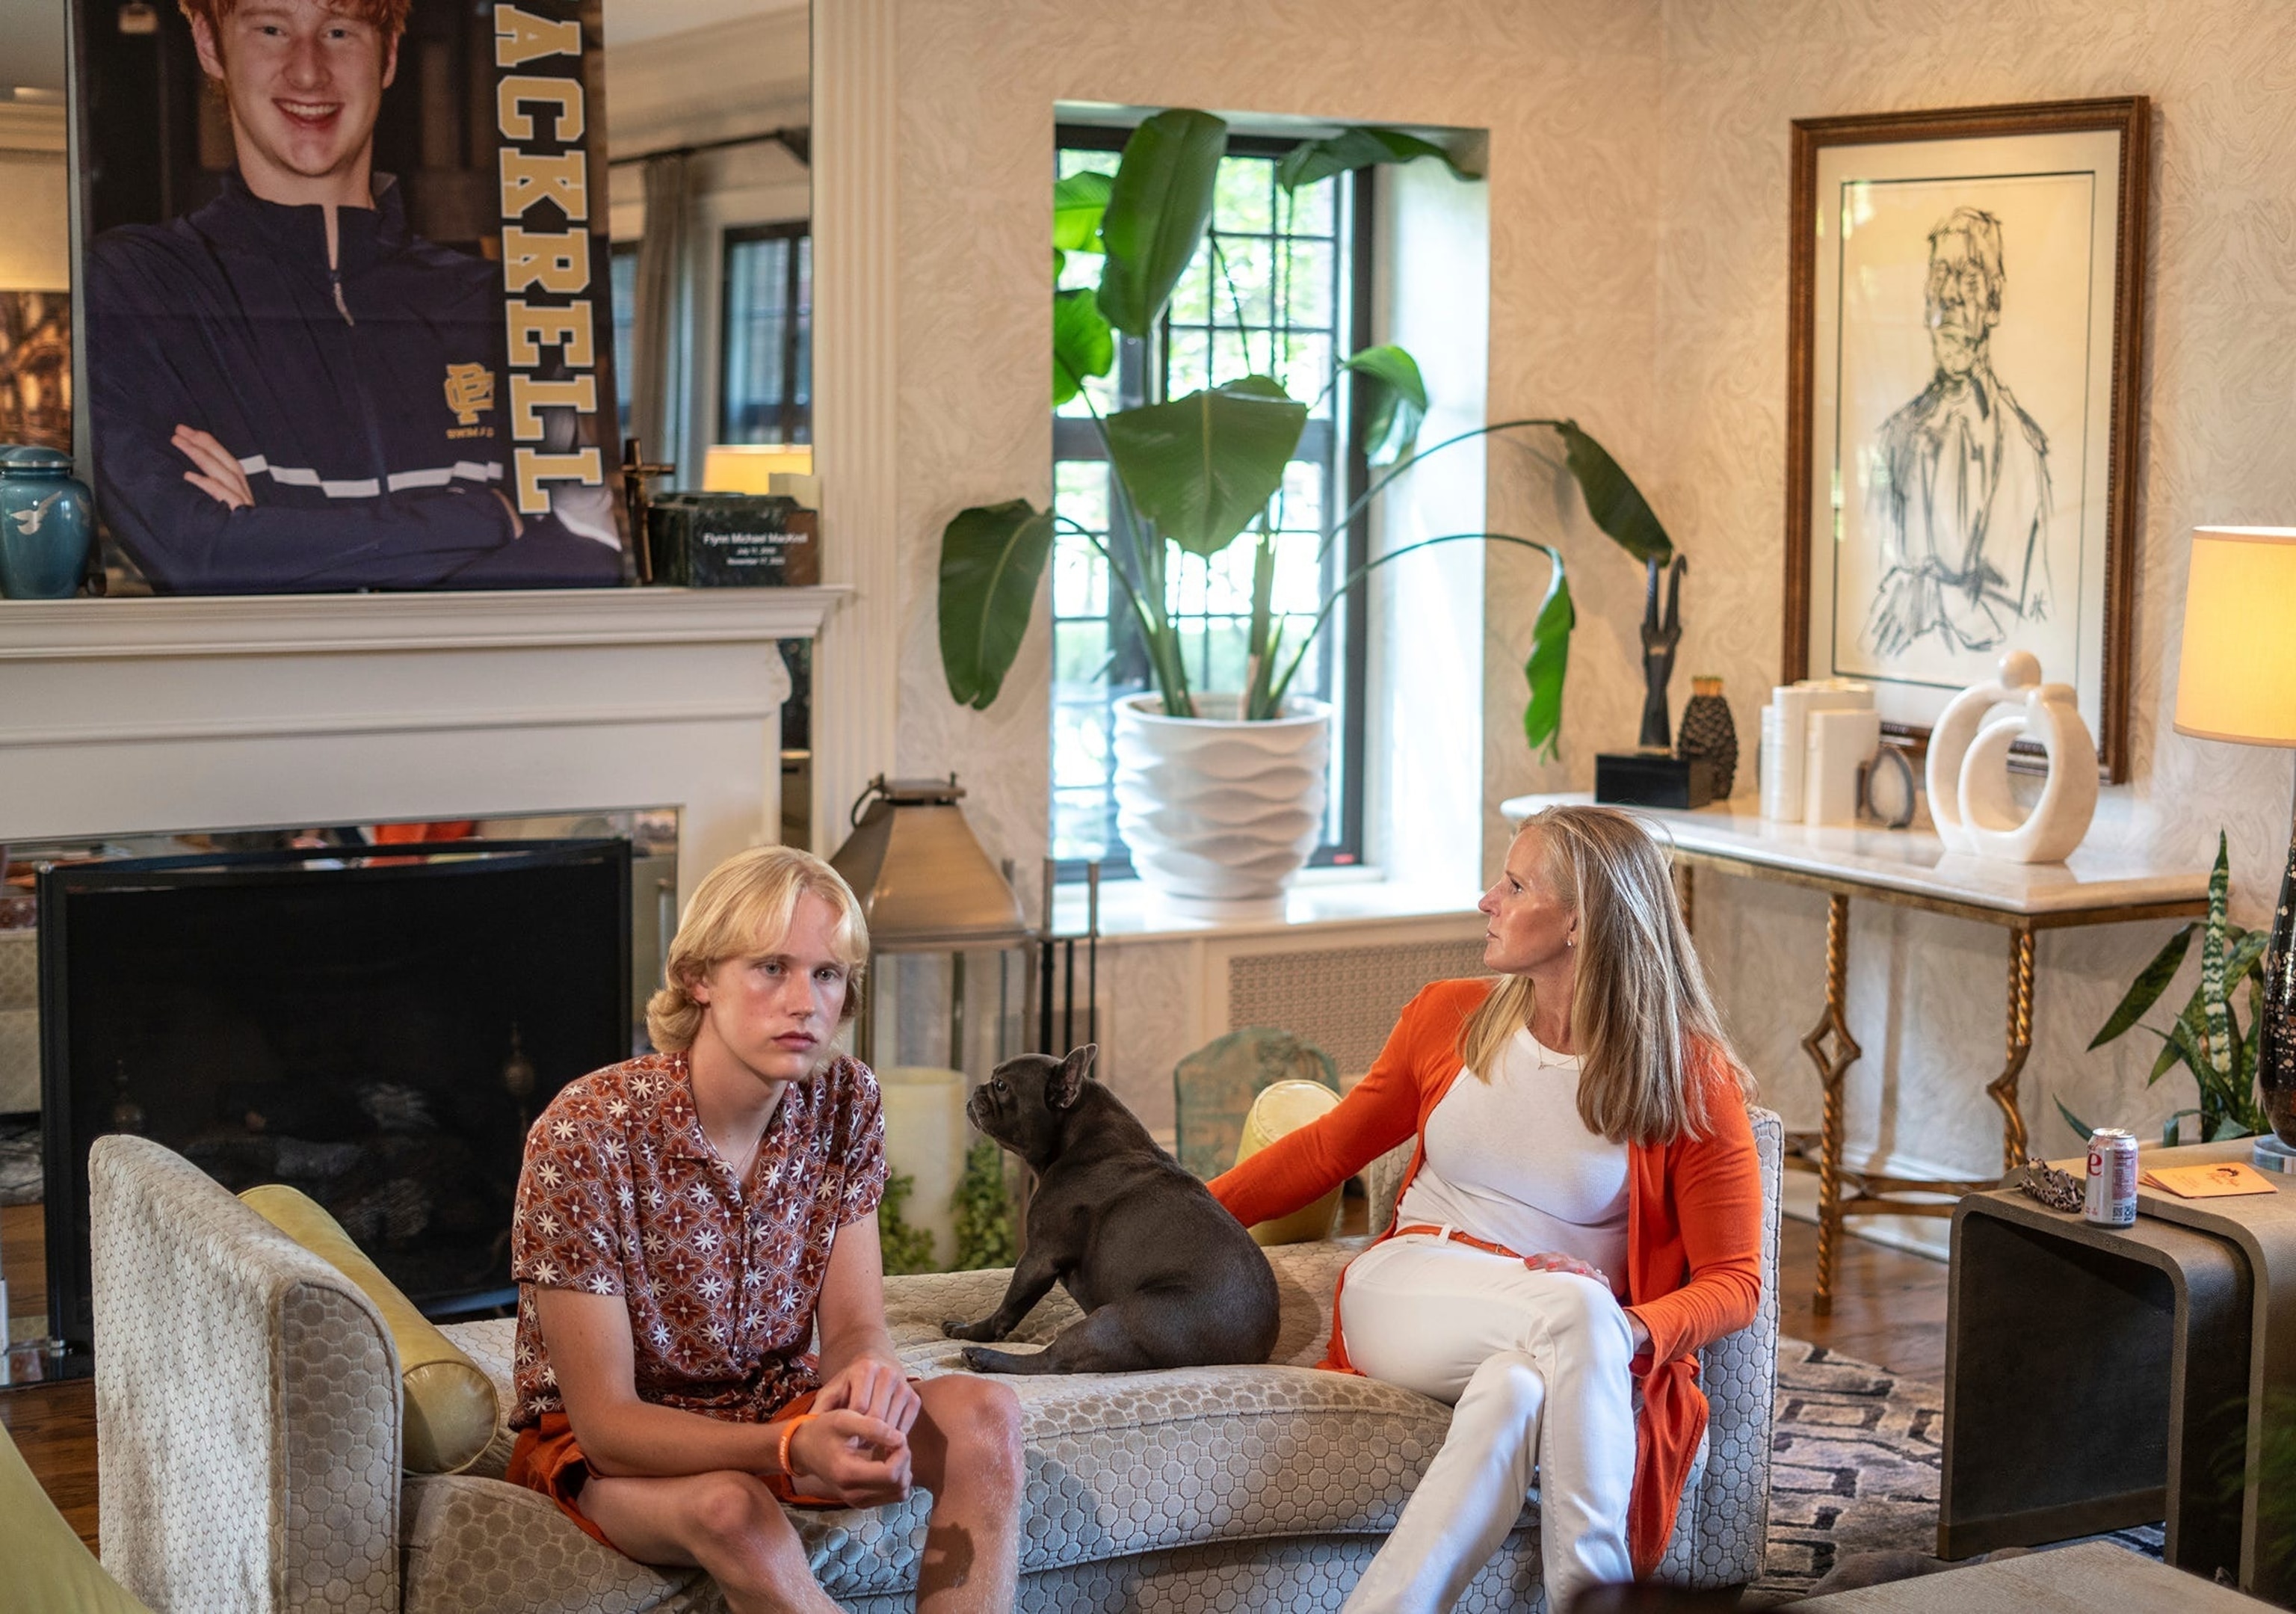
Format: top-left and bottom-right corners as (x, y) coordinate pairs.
(1208, 978), (1764, 1578)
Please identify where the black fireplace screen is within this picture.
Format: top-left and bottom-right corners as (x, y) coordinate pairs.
(40, 840), (632, 1351)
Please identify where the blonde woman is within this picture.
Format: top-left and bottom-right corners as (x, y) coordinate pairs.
(506, 846), (1025, 1614)
(1210, 805), (1764, 1613)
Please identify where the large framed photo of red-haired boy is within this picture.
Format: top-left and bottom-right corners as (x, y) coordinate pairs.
(73, 0), (627, 593)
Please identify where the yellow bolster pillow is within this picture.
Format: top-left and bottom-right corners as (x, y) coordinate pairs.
(239, 1183), (501, 1474)
(1235, 1079), (1344, 1246)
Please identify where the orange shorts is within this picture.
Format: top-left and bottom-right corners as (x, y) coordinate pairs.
(507, 1392), (835, 1550)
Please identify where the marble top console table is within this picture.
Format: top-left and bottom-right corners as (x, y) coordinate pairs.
(1500, 793), (2209, 1310)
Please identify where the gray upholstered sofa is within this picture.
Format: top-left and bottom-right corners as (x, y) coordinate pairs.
(87, 1114), (1781, 1613)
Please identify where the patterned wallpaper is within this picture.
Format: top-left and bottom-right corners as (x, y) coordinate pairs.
(1652, 0), (2296, 1174)
(879, 0), (2296, 1158)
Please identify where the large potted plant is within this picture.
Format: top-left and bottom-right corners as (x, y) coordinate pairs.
(938, 108), (1676, 905)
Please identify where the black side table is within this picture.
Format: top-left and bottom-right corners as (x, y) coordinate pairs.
(1942, 1188), (2253, 1583)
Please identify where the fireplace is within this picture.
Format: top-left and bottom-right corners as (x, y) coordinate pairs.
(37, 840), (631, 1356)
(0, 585), (834, 1373)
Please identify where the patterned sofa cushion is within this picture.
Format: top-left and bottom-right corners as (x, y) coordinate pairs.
(421, 1240), (1469, 1609)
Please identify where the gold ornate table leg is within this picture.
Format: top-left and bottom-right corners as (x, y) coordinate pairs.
(1801, 893), (1862, 1314)
(1678, 863), (1695, 935)
(1989, 925), (2036, 1171)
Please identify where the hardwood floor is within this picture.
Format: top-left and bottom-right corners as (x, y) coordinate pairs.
(1778, 1215), (1949, 1383)
(2, 1200), (46, 1319)
(2, 1376), (97, 1553)
(0, 1218), (1948, 1563)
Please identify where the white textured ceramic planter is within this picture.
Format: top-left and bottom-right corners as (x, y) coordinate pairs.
(1112, 693), (1331, 909)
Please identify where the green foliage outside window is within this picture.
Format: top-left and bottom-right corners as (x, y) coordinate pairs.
(876, 1169), (939, 1276)
(952, 1138), (1019, 1271)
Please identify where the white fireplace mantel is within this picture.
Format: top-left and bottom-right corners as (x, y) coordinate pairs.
(0, 587), (846, 909)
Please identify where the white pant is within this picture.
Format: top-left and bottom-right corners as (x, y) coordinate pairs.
(1337, 1233), (1638, 1614)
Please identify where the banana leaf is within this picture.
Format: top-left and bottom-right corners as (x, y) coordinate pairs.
(1556, 420), (1673, 565)
(1274, 126), (1476, 194)
(938, 499), (1056, 710)
(1339, 345), (1428, 466)
(1053, 170), (1113, 253)
(1102, 376), (1306, 557)
(1097, 109), (1226, 338)
(2090, 923), (2195, 1049)
(1522, 544), (1574, 760)
(1052, 289), (1114, 407)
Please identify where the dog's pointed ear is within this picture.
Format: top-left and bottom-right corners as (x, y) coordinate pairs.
(1049, 1043), (1098, 1109)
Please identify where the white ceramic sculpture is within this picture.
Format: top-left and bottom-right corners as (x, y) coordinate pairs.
(1957, 683), (2099, 863)
(1111, 693), (1331, 908)
(1927, 652), (2098, 863)
(1925, 650), (2042, 852)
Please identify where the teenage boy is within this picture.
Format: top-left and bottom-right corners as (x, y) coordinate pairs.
(84, 0), (622, 591)
(508, 847), (1025, 1613)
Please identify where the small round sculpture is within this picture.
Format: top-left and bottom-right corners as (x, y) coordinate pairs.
(1925, 650), (2042, 853)
(1957, 683), (2099, 863)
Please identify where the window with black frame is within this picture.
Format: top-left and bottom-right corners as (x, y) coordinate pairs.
(720, 222), (813, 445)
(1051, 129), (1371, 878)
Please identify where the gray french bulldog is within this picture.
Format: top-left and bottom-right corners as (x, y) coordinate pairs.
(941, 1044), (1281, 1375)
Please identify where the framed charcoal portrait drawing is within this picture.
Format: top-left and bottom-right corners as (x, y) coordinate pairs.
(70, 0), (628, 594)
(1785, 98), (2149, 781)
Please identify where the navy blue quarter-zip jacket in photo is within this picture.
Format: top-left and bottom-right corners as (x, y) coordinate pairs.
(86, 170), (623, 593)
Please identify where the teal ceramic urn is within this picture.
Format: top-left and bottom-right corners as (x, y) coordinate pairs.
(0, 446), (93, 599)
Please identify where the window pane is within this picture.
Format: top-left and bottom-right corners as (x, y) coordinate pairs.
(791, 236), (813, 424)
(1283, 175), (1334, 236)
(611, 245), (638, 442)
(1209, 235), (1274, 327)
(1212, 157), (1273, 235)
(1280, 239), (1334, 329)
(720, 227), (812, 444)
(1284, 333), (1336, 416)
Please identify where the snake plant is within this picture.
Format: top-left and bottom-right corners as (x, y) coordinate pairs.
(2073, 831), (2270, 1144)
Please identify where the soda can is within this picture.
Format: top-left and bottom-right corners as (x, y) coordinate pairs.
(2083, 1129), (2139, 1227)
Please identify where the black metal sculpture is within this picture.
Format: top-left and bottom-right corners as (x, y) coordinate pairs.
(1638, 555), (1686, 751)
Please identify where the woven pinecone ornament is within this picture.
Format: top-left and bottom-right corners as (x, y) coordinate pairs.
(1676, 677), (1738, 798)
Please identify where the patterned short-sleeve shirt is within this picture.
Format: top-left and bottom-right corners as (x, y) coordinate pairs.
(508, 1050), (889, 1429)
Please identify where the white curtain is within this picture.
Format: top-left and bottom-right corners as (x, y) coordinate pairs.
(629, 153), (693, 482)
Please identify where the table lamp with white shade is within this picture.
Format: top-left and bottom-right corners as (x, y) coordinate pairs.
(2172, 526), (2296, 1165)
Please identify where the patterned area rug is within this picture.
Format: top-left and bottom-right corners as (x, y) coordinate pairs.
(0, 1116), (38, 1207)
(1752, 1337), (2162, 1604)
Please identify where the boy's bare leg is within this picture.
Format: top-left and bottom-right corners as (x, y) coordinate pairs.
(907, 1376), (1028, 1613)
(578, 1469), (842, 1614)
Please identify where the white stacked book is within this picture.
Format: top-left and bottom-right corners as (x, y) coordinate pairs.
(1759, 680), (1877, 824)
